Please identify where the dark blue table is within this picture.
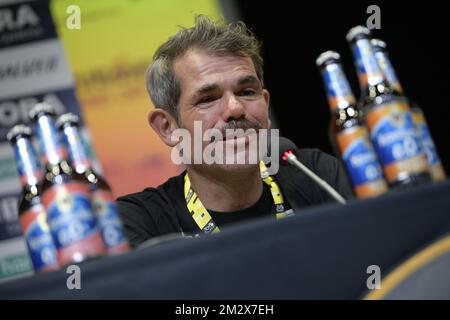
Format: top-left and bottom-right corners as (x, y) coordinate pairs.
(1, 180), (450, 299)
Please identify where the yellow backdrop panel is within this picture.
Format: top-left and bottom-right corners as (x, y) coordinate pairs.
(50, 0), (223, 196)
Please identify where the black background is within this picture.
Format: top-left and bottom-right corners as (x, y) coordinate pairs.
(236, 0), (450, 174)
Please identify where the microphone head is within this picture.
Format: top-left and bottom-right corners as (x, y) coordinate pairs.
(279, 137), (298, 166)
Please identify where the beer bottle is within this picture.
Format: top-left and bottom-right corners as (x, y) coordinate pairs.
(410, 108), (447, 182)
(56, 113), (130, 254)
(346, 26), (431, 189)
(371, 38), (446, 182)
(29, 103), (105, 266)
(370, 39), (404, 96)
(316, 51), (388, 198)
(7, 125), (59, 273)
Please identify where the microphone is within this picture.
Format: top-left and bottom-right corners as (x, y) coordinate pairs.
(279, 137), (347, 205)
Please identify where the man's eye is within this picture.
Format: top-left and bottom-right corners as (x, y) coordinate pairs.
(240, 89), (256, 96)
(197, 96), (215, 105)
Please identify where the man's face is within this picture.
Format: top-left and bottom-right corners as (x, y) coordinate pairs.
(172, 49), (270, 170)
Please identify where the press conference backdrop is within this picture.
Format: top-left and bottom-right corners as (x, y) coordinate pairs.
(0, 0), (223, 282)
(0, 0), (88, 282)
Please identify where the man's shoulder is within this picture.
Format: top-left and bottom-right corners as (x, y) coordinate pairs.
(116, 171), (186, 247)
(117, 171), (185, 205)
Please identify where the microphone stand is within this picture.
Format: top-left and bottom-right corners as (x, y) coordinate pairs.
(285, 153), (347, 205)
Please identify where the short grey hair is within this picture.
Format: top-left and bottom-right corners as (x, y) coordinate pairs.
(146, 15), (264, 119)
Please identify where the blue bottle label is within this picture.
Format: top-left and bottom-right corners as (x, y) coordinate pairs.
(416, 119), (439, 165)
(374, 51), (403, 93)
(35, 115), (67, 165)
(20, 204), (59, 272)
(62, 126), (92, 170)
(42, 182), (104, 264)
(14, 137), (43, 187)
(366, 100), (428, 182)
(323, 63), (356, 109)
(93, 190), (129, 253)
(337, 127), (387, 197)
(353, 39), (384, 86)
(411, 109), (446, 182)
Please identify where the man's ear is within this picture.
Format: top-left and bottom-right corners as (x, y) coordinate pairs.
(263, 88), (270, 107)
(263, 89), (271, 129)
(148, 108), (179, 147)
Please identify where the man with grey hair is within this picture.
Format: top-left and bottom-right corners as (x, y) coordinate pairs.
(117, 15), (352, 247)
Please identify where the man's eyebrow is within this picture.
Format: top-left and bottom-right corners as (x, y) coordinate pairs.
(237, 75), (260, 86)
(195, 83), (219, 97)
(193, 75), (260, 98)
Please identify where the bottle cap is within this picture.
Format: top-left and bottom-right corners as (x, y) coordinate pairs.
(316, 50), (341, 67)
(371, 38), (387, 51)
(7, 124), (32, 142)
(29, 102), (56, 120)
(346, 25), (371, 42)
(56, 113), (80, 130)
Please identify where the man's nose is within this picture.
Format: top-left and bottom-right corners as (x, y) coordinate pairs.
(222, 93), (245, 122)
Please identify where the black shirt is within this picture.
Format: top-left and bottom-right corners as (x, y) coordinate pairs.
(117, 148), (354, 248)
(209, 183), (276, 227)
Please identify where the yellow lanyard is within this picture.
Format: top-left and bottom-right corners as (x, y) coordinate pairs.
(184, 161), (294, 234)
